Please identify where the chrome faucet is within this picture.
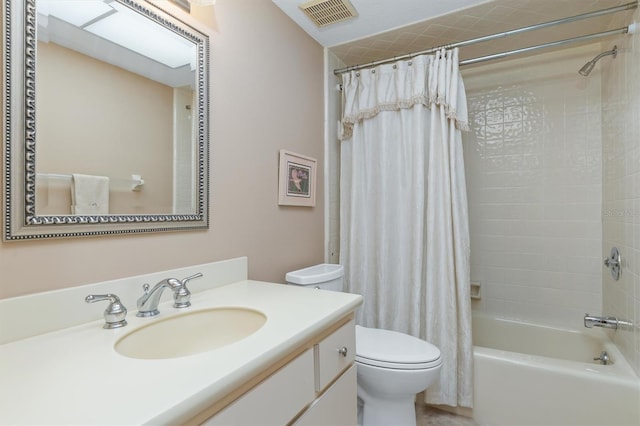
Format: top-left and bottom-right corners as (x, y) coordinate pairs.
(137, 278), (181, 317)
(584, 313), (632, 330)
(136, 273), (203, 317)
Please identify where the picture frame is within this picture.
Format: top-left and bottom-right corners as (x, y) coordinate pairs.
(278, 150), (317, 207)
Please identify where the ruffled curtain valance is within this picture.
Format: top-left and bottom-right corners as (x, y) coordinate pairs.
(339, 48), (469, 141)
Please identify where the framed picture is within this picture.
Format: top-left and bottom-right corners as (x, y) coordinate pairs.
(278, 150), (317, 207)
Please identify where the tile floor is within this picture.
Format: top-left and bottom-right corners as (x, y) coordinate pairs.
(416, 404), (480, 426)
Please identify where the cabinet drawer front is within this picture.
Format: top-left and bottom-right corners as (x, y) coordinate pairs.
(315, 319), (355, 392)
(204, 349), (315, 426)
(293, 365), (357, 426)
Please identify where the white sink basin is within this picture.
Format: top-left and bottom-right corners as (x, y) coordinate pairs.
(115, 308), (267, 359)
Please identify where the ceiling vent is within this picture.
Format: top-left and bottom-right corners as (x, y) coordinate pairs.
(299, 0), (358, 28)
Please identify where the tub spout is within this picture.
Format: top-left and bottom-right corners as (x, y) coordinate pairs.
(593, 351), (611, 365)
(584, 313), (631, 330)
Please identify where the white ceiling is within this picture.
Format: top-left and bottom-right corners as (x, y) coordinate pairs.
(271, 0), (493, 47)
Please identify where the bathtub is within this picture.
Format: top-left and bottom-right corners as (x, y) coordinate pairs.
(468, 315), (640, 426)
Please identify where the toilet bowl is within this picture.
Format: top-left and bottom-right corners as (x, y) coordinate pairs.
(355, 325), (441, 426)
(286, 264), (442, 426)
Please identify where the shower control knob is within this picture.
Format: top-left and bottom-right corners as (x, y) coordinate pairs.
(338, 346), (348, 357)
(604, 246), (621, 281)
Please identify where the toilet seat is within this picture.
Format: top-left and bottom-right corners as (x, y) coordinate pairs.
(355, 325), (442, 370)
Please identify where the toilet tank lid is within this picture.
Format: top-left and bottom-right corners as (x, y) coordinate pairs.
(285, 264), (344, 285)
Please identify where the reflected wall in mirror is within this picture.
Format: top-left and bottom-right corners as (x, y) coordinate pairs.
(3, 0), (210, 240)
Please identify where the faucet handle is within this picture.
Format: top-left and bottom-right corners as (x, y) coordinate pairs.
(182, 272), (203, 283)
(173, 273), (203, 309)
(85, 293), (127, 329)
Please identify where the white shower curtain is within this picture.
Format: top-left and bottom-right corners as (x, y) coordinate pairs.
(339, 48), (473, 408)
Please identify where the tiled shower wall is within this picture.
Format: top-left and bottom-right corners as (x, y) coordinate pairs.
(462, 44), (604, 329)
(601, 5), (640, 375)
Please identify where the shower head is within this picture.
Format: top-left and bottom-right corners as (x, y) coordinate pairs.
(579, 45), (617, 76)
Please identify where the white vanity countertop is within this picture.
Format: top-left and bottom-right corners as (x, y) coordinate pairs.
(0, 280), (362, 425)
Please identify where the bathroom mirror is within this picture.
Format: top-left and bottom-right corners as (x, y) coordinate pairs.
(3, 0), (210, 240)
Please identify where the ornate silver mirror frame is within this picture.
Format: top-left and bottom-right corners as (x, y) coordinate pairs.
(3, 0), (210, 240)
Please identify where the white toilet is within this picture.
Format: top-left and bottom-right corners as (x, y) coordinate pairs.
(286, 264), (442, 426)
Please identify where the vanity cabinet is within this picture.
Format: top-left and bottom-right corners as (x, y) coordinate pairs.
(196, 317), (356, 426)
(292, 365), (357, 426)
(203, 350), (315, 426)
(0, 268), (364, 425)
(315, 319), (355, 391)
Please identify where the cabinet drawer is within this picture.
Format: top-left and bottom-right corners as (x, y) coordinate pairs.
(292, 365), (357, 426)
(203, 349), (315, 426)
(315, 319), (355, 392)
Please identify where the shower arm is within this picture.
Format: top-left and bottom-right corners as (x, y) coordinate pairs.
(589, 46), (618, 64)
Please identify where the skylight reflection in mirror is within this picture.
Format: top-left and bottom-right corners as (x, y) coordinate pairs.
(36, 0), (195, 69)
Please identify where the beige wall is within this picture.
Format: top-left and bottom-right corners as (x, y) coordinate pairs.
(0, 0), (325, 299)
(35, 41), (173, 215)
(325, 51), (345, 264)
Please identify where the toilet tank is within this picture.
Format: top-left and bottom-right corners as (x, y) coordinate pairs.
(285, 264), (344, 292)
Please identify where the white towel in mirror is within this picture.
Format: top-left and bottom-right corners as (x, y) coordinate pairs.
(71, 174), (110, 215)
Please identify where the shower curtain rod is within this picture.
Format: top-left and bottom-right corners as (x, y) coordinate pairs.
(333, 1), (638, 75)
(459, 26), (631, 66)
